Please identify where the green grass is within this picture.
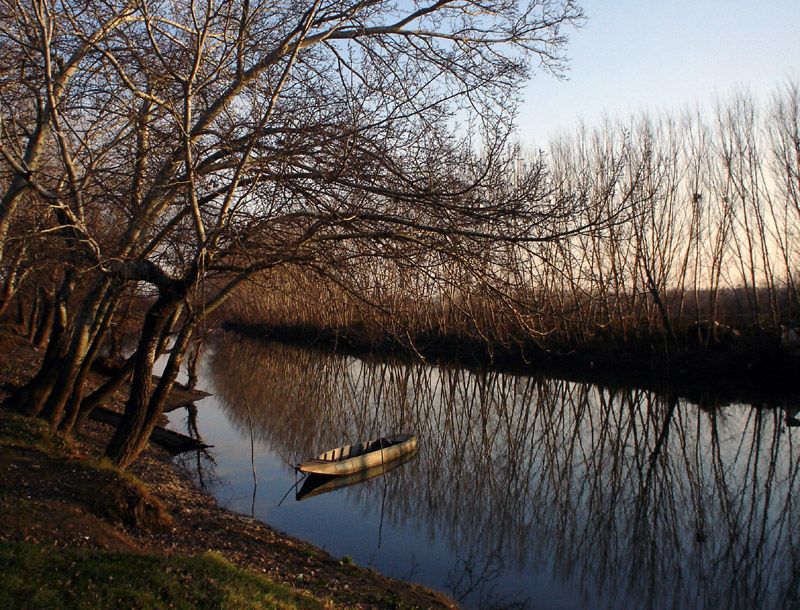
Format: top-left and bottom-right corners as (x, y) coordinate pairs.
(0, 408), (73, 457)
(0, 542), (326, 610)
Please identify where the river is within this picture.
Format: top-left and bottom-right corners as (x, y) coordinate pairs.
(165, 332), (800, 609)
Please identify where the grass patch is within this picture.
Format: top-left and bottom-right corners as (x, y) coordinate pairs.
(0, 408), (73, 457)
(0, 542), (326, 610)
(0, 408), (170, 530)
(81, 458), (173, 530)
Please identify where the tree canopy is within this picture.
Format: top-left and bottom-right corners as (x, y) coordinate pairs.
(0, 0), (584, 467)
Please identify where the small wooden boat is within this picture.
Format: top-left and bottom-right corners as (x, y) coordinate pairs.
(296, 434), (417, 476)
(296, 449), (418, 501)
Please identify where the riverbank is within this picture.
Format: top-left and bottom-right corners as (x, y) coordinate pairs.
(0, 331), (455, 609)
(223, 321), (800, 406)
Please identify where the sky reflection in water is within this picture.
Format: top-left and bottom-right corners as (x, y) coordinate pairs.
(168, 334), (800, 610)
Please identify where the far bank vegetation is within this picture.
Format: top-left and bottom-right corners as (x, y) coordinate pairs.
(226, 85), (800, 366)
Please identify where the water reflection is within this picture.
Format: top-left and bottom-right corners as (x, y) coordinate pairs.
(204, 334), (800, 609)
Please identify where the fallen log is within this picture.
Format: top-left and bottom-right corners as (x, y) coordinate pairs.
(162, 382), (211, 413)
(89, 406), (210, 454)
(91, 357), (211, 413)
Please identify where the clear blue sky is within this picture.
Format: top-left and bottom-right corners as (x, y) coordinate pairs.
(518, 0), (800, 144)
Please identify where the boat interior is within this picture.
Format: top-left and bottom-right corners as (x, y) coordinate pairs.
(319, 437), (396, 462)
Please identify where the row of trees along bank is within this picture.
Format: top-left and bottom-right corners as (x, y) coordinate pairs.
(226, 85), (800, 370)
(0, 0), (586, 468)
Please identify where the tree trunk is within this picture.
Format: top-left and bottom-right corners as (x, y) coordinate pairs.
(41, 280), (112, 430)
(5, 272), (75, 416)
(0, 270), (17, 317)
(0, 244), (26, 319)
(73, 298), (181, 433)
(0, 178), (28, 270)
(73, 353), (134, 433)
(38, 324), (90, 428)
(33, 288), (56, 348)
(186, 337), (204, 389)
(59, 293), (119, 434)
(104, 293), (183, 469)
(26, 291), (41, 342)
(644, 266), (677, 351)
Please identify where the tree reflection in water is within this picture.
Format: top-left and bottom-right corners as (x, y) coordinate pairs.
(206, 334), (800, 609)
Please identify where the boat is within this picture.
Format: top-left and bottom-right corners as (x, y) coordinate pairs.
(296, 449), (418, 501)
(296, 434), (417, 476)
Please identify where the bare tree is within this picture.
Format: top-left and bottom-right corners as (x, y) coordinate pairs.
(0, 0), (585, 467)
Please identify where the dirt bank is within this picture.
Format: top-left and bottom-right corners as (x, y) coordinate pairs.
(0, 331), (455, 609)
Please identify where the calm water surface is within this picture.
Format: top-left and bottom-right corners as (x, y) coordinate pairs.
(166, 334), (800, 609)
